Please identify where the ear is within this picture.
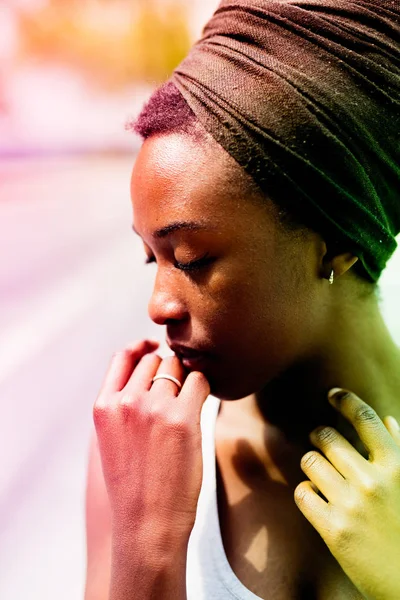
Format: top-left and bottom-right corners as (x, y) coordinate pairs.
(321, 241), (359, 280)
(331, 252), (359, 278)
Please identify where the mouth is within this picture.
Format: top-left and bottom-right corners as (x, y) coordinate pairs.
(180, 355), (209, 370)
(167, 341), (211, 370)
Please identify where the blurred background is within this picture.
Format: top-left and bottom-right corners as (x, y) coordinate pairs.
(0, 1), (220, 599)
(0, 1), (399, 599)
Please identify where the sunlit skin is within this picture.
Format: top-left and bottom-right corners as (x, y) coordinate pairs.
(130, 132), (400, 441)
(88, 130), (400, 600)
(126, 131), (400, 597)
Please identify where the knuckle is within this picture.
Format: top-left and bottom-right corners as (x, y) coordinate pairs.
(330, 514), (352, 546)
(189, 370), (208, 387)
(301, 451), (321, 471)
(353, 406), (377, 424)
(294, 482), (310, 504)
(119, 393), (134, 414)
(146, 401), (162, 421)
(387, 460), (400, 483)
(360, 475), (383, 499)
(314, 426), (337, 445)
(340, 490), (360, 516)
(119, 391), (135, 406)
(167, 412), (191, 435)
(145, 401), (172, 426)
(93, 394), (109, 412)
(192, 371), (210, 395)
(144, 403), (190, 435)
(93, 399), (113, 424)
(141, 352), (159, 365)
(161, 355), (181, 368)
(118, 391), (144, 417)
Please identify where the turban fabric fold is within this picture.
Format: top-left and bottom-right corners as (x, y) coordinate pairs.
(171, 0), (400, 282)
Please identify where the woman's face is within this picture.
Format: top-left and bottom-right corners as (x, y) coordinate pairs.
(130, 133), (325, 400)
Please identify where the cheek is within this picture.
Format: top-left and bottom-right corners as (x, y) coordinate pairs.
(192, 254), (314, 350)
(205, 274), (315, 397)
(219, 264), (289, 327)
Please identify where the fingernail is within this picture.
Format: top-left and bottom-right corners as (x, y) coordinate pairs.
(328, 388), (351, 403)
(387, 416), (400, 431)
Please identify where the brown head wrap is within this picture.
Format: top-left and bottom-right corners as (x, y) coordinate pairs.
(171, 0), (400, 282)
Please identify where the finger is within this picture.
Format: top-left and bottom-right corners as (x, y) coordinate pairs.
(309, 426), (368, 482)
(328, 388), (398, 461)
(178, 370), (211, 422)
(383, 416), (400, 447)
(100, 340), (159, 394)
(151, 355), (187, 397)
(300, 449), (348, 503)
(123, 352), (162, 393)
(294, 481), (331, 534)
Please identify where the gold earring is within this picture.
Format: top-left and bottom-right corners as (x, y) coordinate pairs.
(329, 269), (334, 285)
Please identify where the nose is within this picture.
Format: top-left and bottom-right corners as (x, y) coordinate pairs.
(148, 270), (188, 325)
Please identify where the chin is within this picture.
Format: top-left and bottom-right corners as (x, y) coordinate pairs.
(206, 372), (260, 401)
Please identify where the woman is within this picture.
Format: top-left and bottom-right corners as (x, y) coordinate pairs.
(85, 1), (400, 599)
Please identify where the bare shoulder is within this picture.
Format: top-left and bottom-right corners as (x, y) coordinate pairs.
(84, 427), (112, 600)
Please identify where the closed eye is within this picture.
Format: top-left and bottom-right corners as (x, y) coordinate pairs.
(144, 253), (214, 272)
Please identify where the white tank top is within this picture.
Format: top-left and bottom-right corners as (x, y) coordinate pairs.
(186, 395), (263, 600)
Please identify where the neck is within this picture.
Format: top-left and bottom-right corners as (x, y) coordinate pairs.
(229, 296), (400, 459)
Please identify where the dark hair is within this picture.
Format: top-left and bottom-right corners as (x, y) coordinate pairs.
(128, 81), (378, 298)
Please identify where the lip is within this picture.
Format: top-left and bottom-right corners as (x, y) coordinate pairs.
(167, 342), (212, 370)
(180, 354), (210, 371)
(167, 342), (210, 359)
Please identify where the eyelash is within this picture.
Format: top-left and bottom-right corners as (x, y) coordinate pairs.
(144, 253), (213, 272)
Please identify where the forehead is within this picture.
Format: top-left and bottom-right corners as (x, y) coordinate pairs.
(130, 133), (240, 231)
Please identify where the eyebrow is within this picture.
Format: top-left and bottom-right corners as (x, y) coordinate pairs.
(131, 221), (210, 239)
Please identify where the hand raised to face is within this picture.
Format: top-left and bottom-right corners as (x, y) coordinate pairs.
(93, 339), (210, 541)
